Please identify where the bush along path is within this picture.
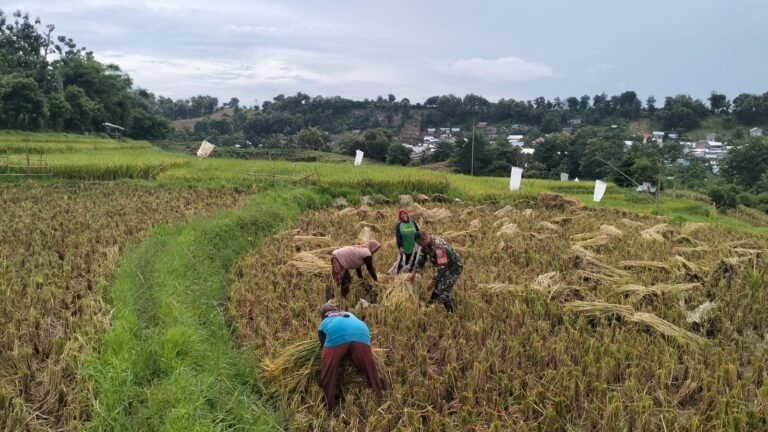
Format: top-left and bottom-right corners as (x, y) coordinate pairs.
(85, 188), (326, 431)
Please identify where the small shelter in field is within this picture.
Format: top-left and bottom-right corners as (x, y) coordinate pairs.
(102, 122), (125, 140)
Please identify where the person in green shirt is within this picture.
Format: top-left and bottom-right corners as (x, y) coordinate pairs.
(394, 208), (420, 272)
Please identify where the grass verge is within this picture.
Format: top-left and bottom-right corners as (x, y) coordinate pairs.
(85, 188), (326, 431)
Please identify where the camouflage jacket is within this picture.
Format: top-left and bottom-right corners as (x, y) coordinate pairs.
(414, 236), (463, 279)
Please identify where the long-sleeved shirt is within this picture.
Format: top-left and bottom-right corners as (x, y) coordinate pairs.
(414, 236), (462, 280)
(332, 245), (378, 280)
(395, 220), (420, 254)
(317, 312), (371, 347)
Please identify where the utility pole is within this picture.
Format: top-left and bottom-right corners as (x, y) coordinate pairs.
(471, 117), (475, 176)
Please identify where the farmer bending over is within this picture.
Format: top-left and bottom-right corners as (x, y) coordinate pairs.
(318, 303), (384, 411)
(405, 230), (463, 312)
(330, 240), (381, 298)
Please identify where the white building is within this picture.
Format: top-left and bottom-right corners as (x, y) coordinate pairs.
(507, 134), (524, 147)
(750, 127), (764, 137)
(652, 131), (665, 144)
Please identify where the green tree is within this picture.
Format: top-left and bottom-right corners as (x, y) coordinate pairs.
(646, 95), (656, 114)
(657, 95), (708, 131)
(63, 85), (96, 132)
(708, 91), (730, 114)
(296, 126), (329, 151)
(45, 92), (71, 131)
(0, 75), (47, 129)
(386, 144), (411, 165)
(721, 137), (768, 190)
(580, 137), (626, 179)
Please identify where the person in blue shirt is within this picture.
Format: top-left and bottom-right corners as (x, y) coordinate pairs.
(317, 303), (383, 411)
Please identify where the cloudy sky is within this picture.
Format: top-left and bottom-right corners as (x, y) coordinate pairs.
(7, 0), (767, 105)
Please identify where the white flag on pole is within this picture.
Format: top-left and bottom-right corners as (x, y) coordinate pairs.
(560, 172), (569, 181)
(509, 166), (523, 191)
(593, 180), (607, 202)
(354, 150), (364, 166)
(196, 139), (215, 159)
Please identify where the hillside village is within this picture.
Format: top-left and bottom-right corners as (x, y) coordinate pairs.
(401, 120), (765, 171)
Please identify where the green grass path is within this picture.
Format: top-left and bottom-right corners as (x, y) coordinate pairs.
(86, 188), (325, 431)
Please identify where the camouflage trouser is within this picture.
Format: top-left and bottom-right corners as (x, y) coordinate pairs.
(430, 263), (463, 312)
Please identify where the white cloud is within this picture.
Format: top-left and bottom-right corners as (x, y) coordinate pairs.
(445, 56), (556, 81)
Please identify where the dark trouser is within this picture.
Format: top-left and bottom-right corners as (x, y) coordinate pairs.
(396, 252), (413, 272)
(331, 257), (353, 297)
(429, 264), (463, 312)
(320, 342), (383, 411)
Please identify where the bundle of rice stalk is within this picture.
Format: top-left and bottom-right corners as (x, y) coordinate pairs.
(293, 235), (332, 246)
(580, 256), (629, 277)
(620, 260), (673, 272)
(409, 203), (429, 216)
(496, 223), (520, 237)
(261, 339), (320, 399)
(356, 205), (374, 219)
(681, 222), (710, 235)
(626, 312), (706, 348)
(492, 218), (510, 228)
(674, 246), (711, 254)
(616, 284), (660, 299)
(570, 245), (596, 259)
(682, 300), (718, 324)
(356, 221), (382, 233)
(732, 248), (765, 257)
(443, 229), (478, 240)
(575, 270), (625, 285)
(653, 282), (702, 293)
(476, 283), (526, 294)
(570, 231), (600, 241)
(620, 218), (644, 228)
(494, 205), (516, 217)
(428, 208), (452, 221)
(282, 252), (331, 275)
(640, 223), (676, 242)
(533, 272), (560, 291)
(538, 221), (561, 231)
(416, 194), (431, 204)
(522, 208), (535, 218)
(727, 238), (763, 249)
(549, 215), (578, 225)
(673, 235), (708, 247)
(356, 227), (376, 243)
(302, 246), (341, 257)
(599, 224), (624, 237)
(469, 219), (482, 230)
(617, 283), (701, 299)
(276, 229), (303, 237)
(262, 340), (389, 400)
(564, 302), (705, 347)
(563, 301), (634, 319)
(528, 232), (557, 240)
(337, 207), (357, 217)
(573, 235), (611, 248)
(380, 275), (421, 307)
(675, 255), (707, 275)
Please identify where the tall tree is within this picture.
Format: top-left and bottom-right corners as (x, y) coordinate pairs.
(708, 92), (730, 114)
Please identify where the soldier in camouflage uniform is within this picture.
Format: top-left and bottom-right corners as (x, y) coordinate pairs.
(407, 230), (463, 312)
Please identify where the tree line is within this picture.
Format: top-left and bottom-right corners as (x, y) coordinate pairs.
(0, 9), (170, 138)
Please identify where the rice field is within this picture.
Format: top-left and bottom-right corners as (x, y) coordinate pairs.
(0, 183), (250, 431)
(231, 199), (768, 431)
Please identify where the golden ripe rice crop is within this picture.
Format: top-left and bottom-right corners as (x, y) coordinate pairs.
(0, 183), (250, 430)
(231, 201), (768, 431)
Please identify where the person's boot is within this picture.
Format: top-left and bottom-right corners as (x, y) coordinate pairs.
(443, 299), (454, 313)
(325, 285), (335, 301)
